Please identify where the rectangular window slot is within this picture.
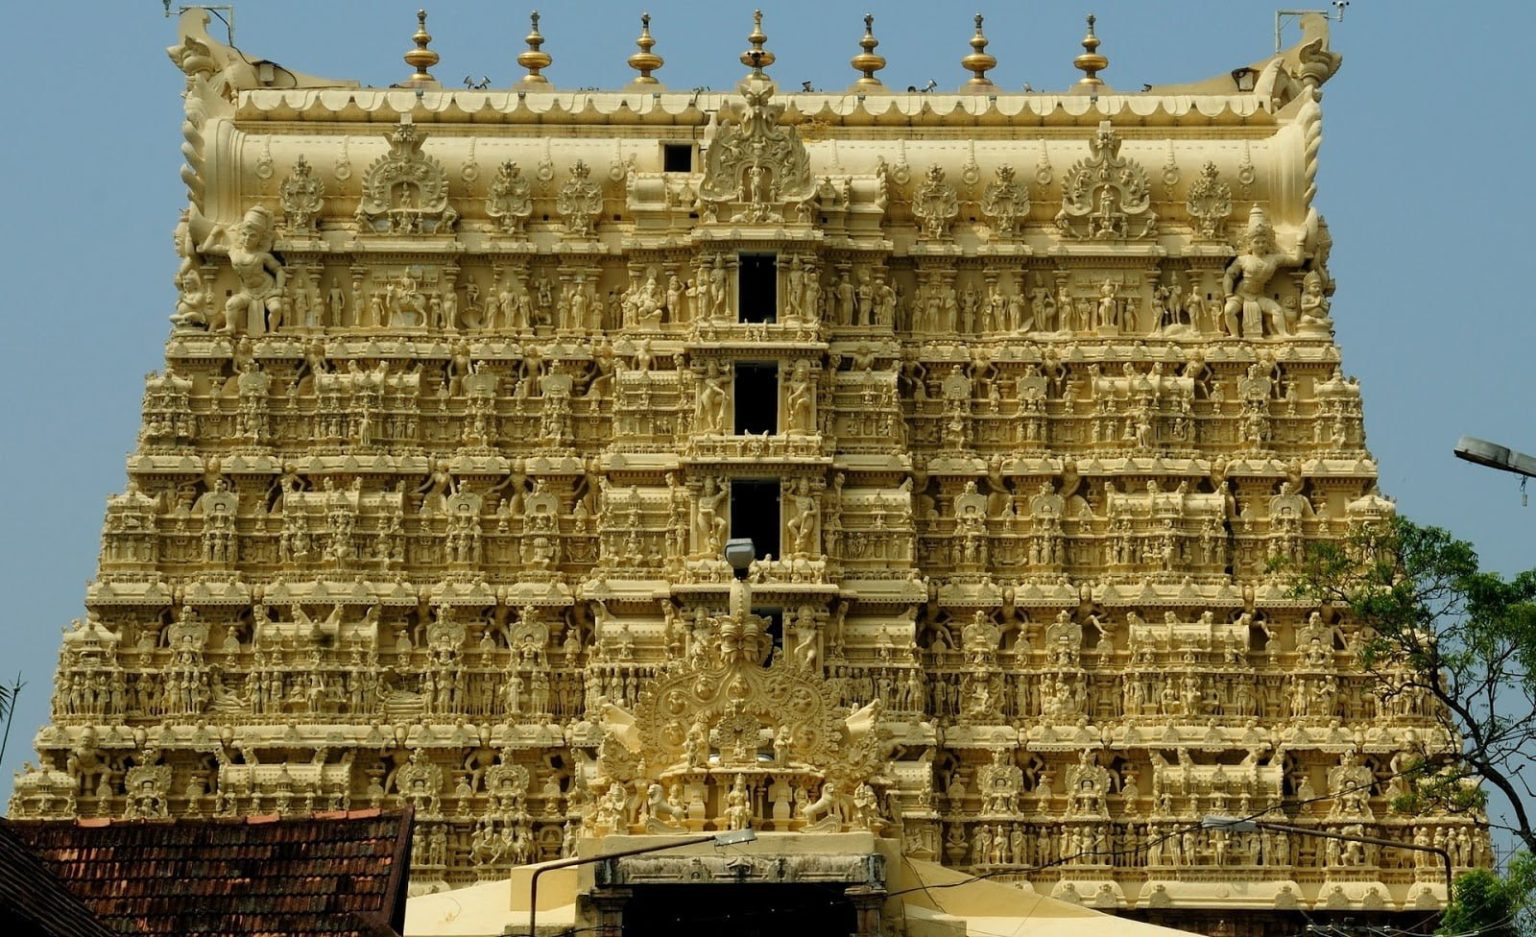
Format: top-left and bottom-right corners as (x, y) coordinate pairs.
(757, 607), (784, 655)
(662, 143), (693, 173)
(733, 362), (779, 435)
(730, 479), (781, 561)
(738, 253), (778, 323)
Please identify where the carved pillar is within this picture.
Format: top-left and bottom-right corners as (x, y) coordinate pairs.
(587, 885), (631, 937)
(845, 884), (886, 937)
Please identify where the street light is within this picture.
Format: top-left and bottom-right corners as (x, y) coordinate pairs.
(724, 538), (756, 620)
(1454, 436), (1536, 479)
(724, 538), (757, 578)
(527, 828), (758, 936)
(1200, 815), (1452, 887)
(1455, 436), (1536, 505)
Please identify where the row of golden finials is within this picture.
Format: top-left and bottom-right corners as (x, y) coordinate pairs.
(396, 9), (1112, 93)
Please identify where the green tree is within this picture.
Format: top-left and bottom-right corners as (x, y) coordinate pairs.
(1437, 853), (1536, 937)
(1291, 516), (1536, 853)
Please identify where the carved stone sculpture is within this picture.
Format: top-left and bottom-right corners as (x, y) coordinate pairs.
(1055, 122), (1157, 240)
(486, 160), (533, 235)
(354, 121), (458, 236)
(557, 161), (603, 239)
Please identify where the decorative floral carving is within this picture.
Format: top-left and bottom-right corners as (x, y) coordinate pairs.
(980, 164), (1029, 238)
(1054, 121), (1157, 240)
(698, 77), (812, 223)
(1185, 161), (1232, 240)
(556, 160), (603, 239)
(485, 160), (533, 235)
(279, 155), (325, 234)
(354, 121), (458, 236)
(912, 165), (959, 241)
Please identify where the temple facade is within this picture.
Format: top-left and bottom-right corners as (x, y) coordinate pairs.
(11, 9), (1488, 936)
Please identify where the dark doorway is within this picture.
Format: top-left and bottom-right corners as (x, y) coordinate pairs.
(663, 143), (693, 173)
(623, 883), (855, 937)
(734, 362), (779, 435)
(757, 607), (784, 655)
(738, 253), (778, 323)
(730, 479), (781, 560)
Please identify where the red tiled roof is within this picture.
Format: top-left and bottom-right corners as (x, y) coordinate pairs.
(2, 809), (412, 937)
(0, 820), (120, 937)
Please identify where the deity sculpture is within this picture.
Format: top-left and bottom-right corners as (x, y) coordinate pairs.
(198, 206), (288, 334)
(696, 361), (728, 434)
(1222, 206), (1302, 338)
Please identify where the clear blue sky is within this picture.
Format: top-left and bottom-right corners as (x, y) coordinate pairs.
(3, 2), (1531, 825)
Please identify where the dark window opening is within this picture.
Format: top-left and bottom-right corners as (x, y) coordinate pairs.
(730, 479), (781, 561)
(625, 884), (854, 937)
(738, 253), (778, 323)
(1248, 622), (1270, 653)
(757, 607), (784, 655)
(733, 362), (779, 435)
(662, 143), (693, 173)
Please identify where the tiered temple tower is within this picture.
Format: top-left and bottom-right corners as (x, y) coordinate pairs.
(11, 9), (1488, 934)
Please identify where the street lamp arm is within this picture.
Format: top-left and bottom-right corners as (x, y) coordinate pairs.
(1454, 436), (1536, 480)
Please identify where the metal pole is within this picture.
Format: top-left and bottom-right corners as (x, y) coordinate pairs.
(1254, 821), (1453, 887)
(0, 676), (23, 768)
(527, 833), (721, 937)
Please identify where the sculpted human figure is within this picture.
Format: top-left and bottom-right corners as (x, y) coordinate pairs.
(801, 264), (821, 324)
(784, 257), (804, 321)
(697, 361), (728, 433)
(1096, 279), (1120, 332)
(785, 360), (814, 434)
(983, 283), (1004, 332)
(440, 285), (458, 332)
(328, 280), (348, 326)
(170, 269), (211, 329)
(785, 477), (818, 556)
(942, 284), (960, 332)
(200, 206), (288, 334)
(876, 276), (897, 327)
(959, 286), (979, 334)
(1222, 206), (1301, 338)
(567, 276), (589, 332)
(836, 272), (856, 326)
(1299, 270), (1332, 328)
(724, 775), (753, 830)
(665, 274), (685, 322)
(389, 269), (428, 327)
(854, 268), (875, 326)
(708, 258), (729, 320)
(695, 476), (729, 555)
(1007, 286), (1028, 333)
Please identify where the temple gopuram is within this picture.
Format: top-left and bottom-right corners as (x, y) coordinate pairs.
(10, 9), (1490, 937)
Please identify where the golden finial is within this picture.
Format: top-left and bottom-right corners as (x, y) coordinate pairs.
(740, 10), (775, 78)
(1073, 13), (1109, 89)
(517, 11), (553, 87)
(403, 9), (440, 85)
(849, 13), (887, 90)
(961, 13), (997, 89)
(627, 13), (664, 87)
